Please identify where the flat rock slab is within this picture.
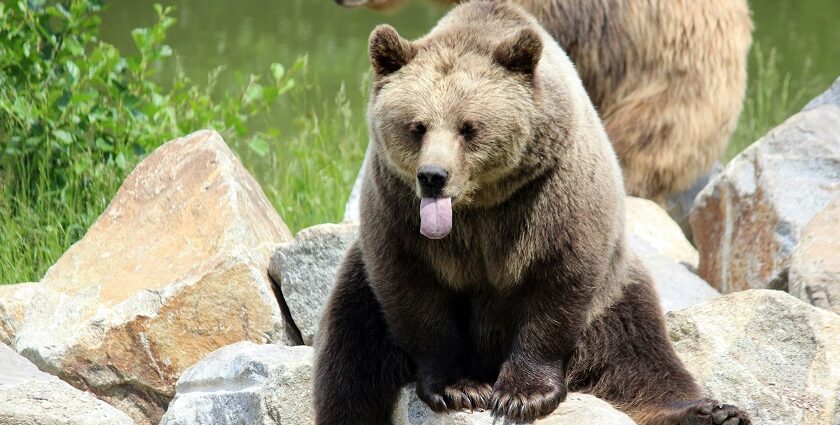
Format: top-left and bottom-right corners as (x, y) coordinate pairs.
(0, 343), (133, 425)
(14, 130), (293, 424)
(269, 223), (359, 345)
(668, 289), (840, 425)
(691, 105), (840, 294)
(395, 387), (636, 424)
(160, 342), (314, 425)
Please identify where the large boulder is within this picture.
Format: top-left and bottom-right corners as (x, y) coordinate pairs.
(394, 387), (636, 425)
(0, 342), (133, 425)
(14, 130), (294, 424)
(0, 282), (37, 346)
(691, 105), (840, 294)
(269, 223), (359, 345)
(789, 198), (840, 314)
(160, 342), (314, 425)
(668, 289), (840, 425)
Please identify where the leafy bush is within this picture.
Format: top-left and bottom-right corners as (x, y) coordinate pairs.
(0, 0), (307, 282)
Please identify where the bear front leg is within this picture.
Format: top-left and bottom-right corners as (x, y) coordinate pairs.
(490, 262), (597, 422)
(367, 246), (490, 412)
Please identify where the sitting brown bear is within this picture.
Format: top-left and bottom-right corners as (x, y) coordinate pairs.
(313, 2), (750, 425)
(336, 0), (752, 204)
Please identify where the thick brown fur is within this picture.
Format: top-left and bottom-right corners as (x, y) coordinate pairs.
(336, 0), (752, 202)
(314, 3), (750, 425)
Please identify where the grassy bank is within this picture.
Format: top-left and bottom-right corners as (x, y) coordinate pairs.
(0, 2), (827, 284)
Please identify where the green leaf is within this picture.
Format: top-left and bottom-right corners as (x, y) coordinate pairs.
(271, 63), (285, 81)
(115, 152), (127, 170)
(66, 61), (80, 82)
(248, 137), (270, 157)
(243, 82), (264, 105)
(95, 138), (113, 152)
(53, 129), (73, 145)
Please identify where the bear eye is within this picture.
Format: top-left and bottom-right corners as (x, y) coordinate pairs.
(409, 122), (427, 137)
(459, 121), (477, 140)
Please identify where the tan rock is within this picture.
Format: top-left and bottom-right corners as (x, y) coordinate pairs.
(691, 105), (840, 293)
(668, 289), (840, 425)
(0, 282), (37, 346)
(14, 130), (293, 424)
(625, 197), (698, 269)
(790, 198), (840, 314)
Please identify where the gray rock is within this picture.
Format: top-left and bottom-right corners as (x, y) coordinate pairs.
(668, 289), (840, 425)
(629, 237), (719, 312)
(0, 343), (133, 425)
(394, 387), (636, 424)
(691, 105), (840, 294)
(343, 144), (372, 223)
(160, 342), (314, 425)
(269, 223), (359, 345)
(803, 76), (840, 111)
(789, 198), (840, 314)
(0, 282), (37, 346)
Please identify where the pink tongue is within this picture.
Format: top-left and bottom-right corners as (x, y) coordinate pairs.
(420, 197), (453, 239)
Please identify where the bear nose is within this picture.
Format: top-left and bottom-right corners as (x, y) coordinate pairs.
(417, 165), (449, 196)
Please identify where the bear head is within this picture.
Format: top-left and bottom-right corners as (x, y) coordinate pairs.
(367, 22), (546, 220)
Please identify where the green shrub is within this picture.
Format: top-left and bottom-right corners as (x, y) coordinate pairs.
(0, 0), (306, 283)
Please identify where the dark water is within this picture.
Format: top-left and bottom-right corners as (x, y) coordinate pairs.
(99, 0), (840, 149)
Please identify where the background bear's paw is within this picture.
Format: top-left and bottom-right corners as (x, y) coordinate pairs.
(490, 377), (567, 422)
(684, 399), (751, 425)
(416, 378), (493, 412)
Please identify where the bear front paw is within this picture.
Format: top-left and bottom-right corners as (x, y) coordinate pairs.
(490, 374), (567, 421)
(416, 378), (493, 412)
(683, 399), (751, 425)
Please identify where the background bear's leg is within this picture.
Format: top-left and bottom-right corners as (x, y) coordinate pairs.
(313, 243), (414, 425)
(567, 262), (750, 425)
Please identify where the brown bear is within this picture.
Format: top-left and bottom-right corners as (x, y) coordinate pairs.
(335, 0), (752, 204)
(313, 2), (750, 425)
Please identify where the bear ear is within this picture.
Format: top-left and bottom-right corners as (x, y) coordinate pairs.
(369, 24), (416, 76)
(493, 28), (543, 75)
